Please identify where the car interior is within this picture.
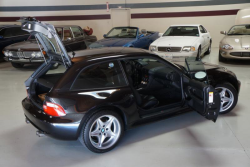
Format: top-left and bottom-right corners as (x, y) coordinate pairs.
(120, 58), (182, 111)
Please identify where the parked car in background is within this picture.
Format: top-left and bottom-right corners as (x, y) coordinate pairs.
(20, 18), (240, 153)
(3, 25), (97, 68)
(219, 7), (250, 62)
(0, 25), (29, 61)
(219, 24), (250, 62)
(89, 26), (159, 49)
(149, 25), (212, 60)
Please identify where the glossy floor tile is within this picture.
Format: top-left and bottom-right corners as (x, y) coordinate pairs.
(0, 48), (250, 167)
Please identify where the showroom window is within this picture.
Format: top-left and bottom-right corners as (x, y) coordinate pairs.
(72, 61), (127, 90)
(71, 27), (82, 38)
(63, 27), (72, 40)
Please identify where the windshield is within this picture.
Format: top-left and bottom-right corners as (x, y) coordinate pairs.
(163, 26), (199, 37)
(106, 27), (138, 38)
(228, 25), (250, 35)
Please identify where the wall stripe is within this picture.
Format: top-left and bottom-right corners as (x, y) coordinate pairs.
(131, 9), (240, 19)
(0, 0), (248, 12)
(0, 15), (110, 22)
(0, 9), (241, 22)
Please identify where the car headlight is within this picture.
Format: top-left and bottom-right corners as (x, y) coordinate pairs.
(8, 51), (13, 57)
(31, 52), (42, 58)
(149, 45), (157, 52)
(4, 51), (9, 57)
(222, 44), (233, 50)
(182, 46), (195, 52)
(36, 52), (42, 57)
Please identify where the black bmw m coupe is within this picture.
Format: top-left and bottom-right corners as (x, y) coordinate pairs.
(21, 18), (240, 153)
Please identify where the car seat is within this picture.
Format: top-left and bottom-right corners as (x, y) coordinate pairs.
(121, 60), (159, 110)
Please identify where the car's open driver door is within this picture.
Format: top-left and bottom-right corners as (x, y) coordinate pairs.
(183, 57), (221, 122)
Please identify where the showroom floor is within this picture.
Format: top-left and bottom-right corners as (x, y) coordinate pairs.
(0, 48), (250, 167)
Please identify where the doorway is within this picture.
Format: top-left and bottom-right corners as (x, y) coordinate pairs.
(111, 8), (131, 27)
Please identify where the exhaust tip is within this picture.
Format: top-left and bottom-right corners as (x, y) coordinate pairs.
(36, 130), (45, 137)
(25, 118), (30, 124)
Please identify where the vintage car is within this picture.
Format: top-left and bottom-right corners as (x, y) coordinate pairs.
(20, 18), (240, 153)
(89, 26), (159, 49)
(0, 25), (30, 61)
(3, 24), (97, 68)
(149, 25), (212, 60)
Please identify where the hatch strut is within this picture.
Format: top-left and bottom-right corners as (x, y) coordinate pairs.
(35, 35), (48, 65)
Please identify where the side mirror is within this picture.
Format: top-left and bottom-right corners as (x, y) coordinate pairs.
(103, 34), (107, 38)
(0, 35), (4, 39)
(66, 37), (72, 41)
(194, 71), (207, 80)
(158, 33), (163, 37)
(220, 31), (226, 35)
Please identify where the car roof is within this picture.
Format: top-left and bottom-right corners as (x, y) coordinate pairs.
(72, 47), (154, 63)
(0, 25), (20, 28)
(170, 24), (201, 27)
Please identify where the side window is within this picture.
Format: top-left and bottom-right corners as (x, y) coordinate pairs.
(201, 25), (207, 33)
(199, 26), (206, 33)
(2, 28), (13, 38)
(71, 27), (83, 38)
(63, 27), (73, 40)
(72, 61), (127, 90)
(56, 28), (63, 39)
(14, 27), (29, 36)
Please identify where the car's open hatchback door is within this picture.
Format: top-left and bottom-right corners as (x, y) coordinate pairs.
(183, 57), (221, 122)
(18, 17), (72, 68)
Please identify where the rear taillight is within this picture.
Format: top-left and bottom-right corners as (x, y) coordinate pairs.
(43, 102), (66, 117)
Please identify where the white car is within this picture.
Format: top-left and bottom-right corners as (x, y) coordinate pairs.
(149, 24), (212, 59)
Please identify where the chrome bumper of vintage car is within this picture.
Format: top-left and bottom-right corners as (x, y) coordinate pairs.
(220, 49), (250, 59)
(4, 57), (44, 63)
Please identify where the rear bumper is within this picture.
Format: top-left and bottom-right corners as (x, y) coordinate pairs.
(22, 98), (84, 140)
(4, 57), (44, 64)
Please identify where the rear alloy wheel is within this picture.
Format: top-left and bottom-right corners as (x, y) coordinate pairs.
(215, 83), (238, 114)
(11, 62), (24, 68)
(79, 110), (124, 153)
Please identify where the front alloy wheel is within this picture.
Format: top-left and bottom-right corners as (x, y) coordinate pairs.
(215, 83), (237, 114)
(79, 110), (123, 153)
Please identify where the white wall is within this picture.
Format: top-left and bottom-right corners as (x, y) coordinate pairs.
(0, 0), (250, 47)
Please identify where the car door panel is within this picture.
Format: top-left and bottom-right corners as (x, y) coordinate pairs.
(183, 76), (220, 122)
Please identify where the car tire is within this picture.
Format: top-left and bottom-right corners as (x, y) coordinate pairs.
(215, 82), (238, 114)
(196, 46), (201, 60)
(79, 110), (124, 153)
(11, 62), (24, 68)
(205, 42), (212, 55)
(219, 52), (226, 62)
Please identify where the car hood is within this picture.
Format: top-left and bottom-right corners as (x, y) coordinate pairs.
(90, 38), (135, 48)
(151, 36), (199, 47)
(174, 61), (226, 71)
(221, 35), (250, 48)
(4, 40), (40, 51)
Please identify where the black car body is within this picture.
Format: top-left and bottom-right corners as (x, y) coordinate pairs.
(3, 25), (97, 67)
(0, 25), (29, 60)
(20, 18), (240, 153)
